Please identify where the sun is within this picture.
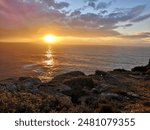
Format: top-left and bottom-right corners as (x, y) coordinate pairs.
(43, 35), (57, 43)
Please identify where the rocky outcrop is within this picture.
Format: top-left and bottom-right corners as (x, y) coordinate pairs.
(131, 59), (150, 75)
(52, 71), (85, 82)
(0, 60), (150, 113)
(62, 76), (94, 103)
(0, 77), (41, 93)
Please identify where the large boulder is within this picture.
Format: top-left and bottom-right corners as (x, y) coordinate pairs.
(0, 77), (41, 92)
(94, 70), (125, 87)
(100, 93), (122, 101)
(0, 78), (17, 92)
(16, 77), (41, 92)
(52, 71), (85, 82)
(63, 76), (94, 89)
(62, 76), (95, 103)
(37, 82), (71, 94)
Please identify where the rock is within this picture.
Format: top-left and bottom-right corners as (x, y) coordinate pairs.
(100, 93), (122, 101)
(16, 77), (41, 92)
(53, 84), (71, 93)
(52, 71), (85, 82)
(77, 96), (87, 104)
(62, 76), (94, 103)
(0, 77), (41, 92)
(95, 70), (125, 87)
(127, 92), (140, 99)
(78, 95), (99, 107)
(131, 66), (147, 72)
(131, 59), (150, 74)
(0, 78), (18, 92)
(91, 88), (99, 94)
(38, 82), (71, 94)
(36, 83), (53, 94)
(113, 69), (129, 73)
(18, 77), (41, 85)
(95, 70), (109, 77)
(63, 76), (94, 89)
(146, 68), (150, 75)
(0, 83), (17, 92)
(147, 59), (150, 67)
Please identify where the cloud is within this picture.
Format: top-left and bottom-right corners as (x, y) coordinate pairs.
(108, 5), (146, 21)
(0, 0), (68, 28)
(118, 23), (133, 29)
(85, 0), (113, 10)
(131, 5), (146, 14)
(124, 23), (133, 27)
(123, 32), (150, 39)
(96, 1), (112, 10)
(71, 10), (81, 17)
(131, 13), (150, 22)
(88, 1), (96, 9)
(101, 10), (108, 14)
(71, 5), (147, 30)
(42, 0), (69, 9)
(85, 0), (98, 3)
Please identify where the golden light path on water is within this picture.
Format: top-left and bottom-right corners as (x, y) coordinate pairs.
(38, 47), (55, 82)
(44, 47), (54, 67)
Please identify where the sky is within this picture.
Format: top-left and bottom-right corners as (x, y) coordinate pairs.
(0, 0), (150, 45)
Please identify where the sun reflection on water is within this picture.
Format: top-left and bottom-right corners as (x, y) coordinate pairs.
(44, 48), (54, 66)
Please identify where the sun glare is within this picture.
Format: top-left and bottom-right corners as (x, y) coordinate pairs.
(43, 35), (57, 43)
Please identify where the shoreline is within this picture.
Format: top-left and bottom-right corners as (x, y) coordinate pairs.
(0, 60), (149, 113)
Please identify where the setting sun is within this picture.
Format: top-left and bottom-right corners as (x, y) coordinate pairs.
(43, 35), (57, 43)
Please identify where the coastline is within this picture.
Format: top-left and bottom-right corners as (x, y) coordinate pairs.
(0, 60), (149, 113)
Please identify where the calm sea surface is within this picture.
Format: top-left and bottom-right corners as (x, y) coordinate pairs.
(0, 43), (150, 81)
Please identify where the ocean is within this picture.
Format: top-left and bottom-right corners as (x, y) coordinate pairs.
(0, 43), (150, 81)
